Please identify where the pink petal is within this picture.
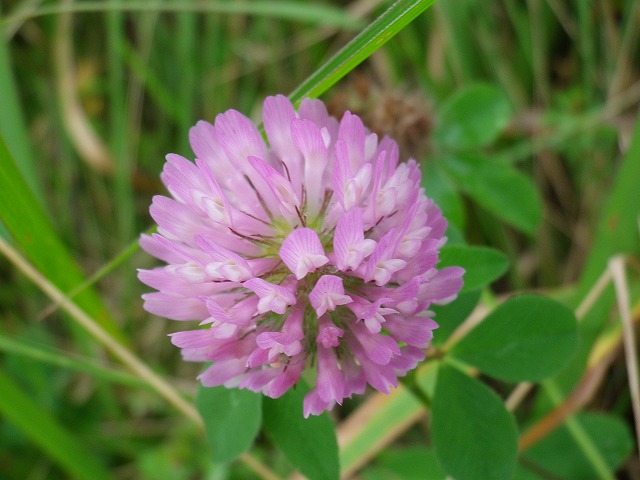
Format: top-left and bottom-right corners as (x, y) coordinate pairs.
(303, 388), (335, 418)
(309, 275), (352, 317)
(253, 306), (304, 362)
(279, 228), (329, 279)
(204, 296), (258, 326)
(421, 266), (465, 305)
(198, 358), (247, 387)
(347, 337), (398, 394)
(142, 292), (207, 321)
(347, 296), (397, 334)
(316, 315), (344, 349)
(337, 111), (365, 172)
(248, 156), (300, 215)
(363, 229), (407, 286)
(291, 118), (329, 215)
(348, 321), (400, 365)
(195, 235), (254, 281)
(316, 345), (345, 404)
(385, 313), (438, 348)
(391, 346), (425, 376)
(243, 276), (297, 314)
(140, 234), (183, 264)
(214, 110), (280, 215)
(333, 208), (376, 271)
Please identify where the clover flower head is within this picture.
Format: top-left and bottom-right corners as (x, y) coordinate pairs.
(139, 95), (464, 416)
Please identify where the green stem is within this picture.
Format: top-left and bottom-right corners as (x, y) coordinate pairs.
(544, 380), (615, 480)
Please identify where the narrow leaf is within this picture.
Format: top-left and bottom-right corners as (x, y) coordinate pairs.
(439, 244), (508, 293)
(288, 0), (436, 104)
(450, 295), (578, 382)
(263, 382), (339, 480)
(432, 364), (518, 480)
(0, 370), (112, 480)
(196, 385), (262, 463)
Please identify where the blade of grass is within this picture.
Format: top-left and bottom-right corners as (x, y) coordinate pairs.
(0, 334), (147, 389)
(577, 0), (596, 104)
(288, 0), (437, 104)
(0, 369), (113, 480)
(576, 114), (640, 296)
(177, 11), (197, 156)
(435, 2), (475, 84)
(120, 37), (181, 124)
(2, 0), (364, 30)
(0, 136), (126, 343)
(39, 229), (153, 320)
(609, 256), (640, 458)
(107, 3), (134, 244)
(540, 381), (615, 480)
(55, 4), (114, 174)
(607, 0), (640, 98)
(0, 23), (43, 205)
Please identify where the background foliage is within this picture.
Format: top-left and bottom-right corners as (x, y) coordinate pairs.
(1, 0), (639, 478)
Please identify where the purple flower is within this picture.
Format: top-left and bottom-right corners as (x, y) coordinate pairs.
(139, 95), (464, 417)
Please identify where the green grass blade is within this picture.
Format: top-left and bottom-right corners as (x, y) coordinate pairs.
(2, 1), (363, 30)
(0, 25), (42, 205)
(0, 334), (146, 389)
(0, 136), (125, 343)
(0, 370), (113, 480)
(577, 114), (640, 295)
(288, 0), (437, 104)
(177, 11), (197, 155)
(107, 5), (134, 245)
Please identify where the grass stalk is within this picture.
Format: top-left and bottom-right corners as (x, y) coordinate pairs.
(609, 256), (640, 458)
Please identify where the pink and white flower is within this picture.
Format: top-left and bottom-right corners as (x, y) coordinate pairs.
(139, 95), (464, 416)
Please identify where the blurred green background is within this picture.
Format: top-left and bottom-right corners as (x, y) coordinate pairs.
(1, 0), (639, 478)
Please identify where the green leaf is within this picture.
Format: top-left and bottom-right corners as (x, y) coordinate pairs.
(0, 370), (112, 480)
(520, 412), (633, 479)
(432, 364), (518, 480)
(364, 446), (446, 480)
(450, 295), (578, 382)
(263, 382), (339, 480)
(439, 244), (508, 293)
(434, 84), (511, 150)
(440, 153), (543, 234)
(288, 0), (436, 104)
(196, 385), (262, 463)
